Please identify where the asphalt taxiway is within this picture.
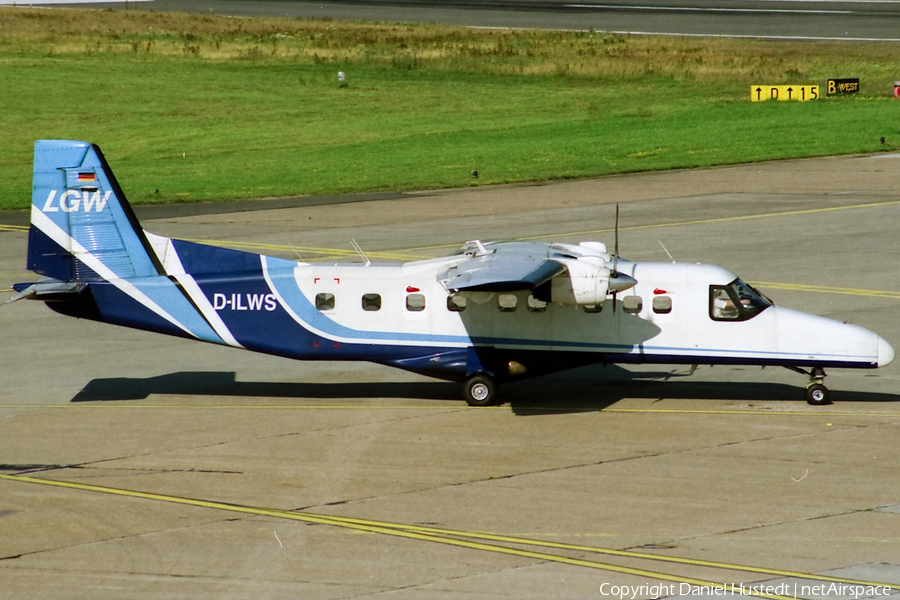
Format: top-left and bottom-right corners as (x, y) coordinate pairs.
(37, 0), (900, 42)
(1, 155), (900, 599)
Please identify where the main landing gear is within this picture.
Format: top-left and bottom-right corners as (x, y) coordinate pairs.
(464, 373), (498, 406)
(787, 366), (830, 405)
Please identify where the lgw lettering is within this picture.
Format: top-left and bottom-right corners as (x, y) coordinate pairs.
(42, 190), (112, 213)
(213, 293), (277, 312)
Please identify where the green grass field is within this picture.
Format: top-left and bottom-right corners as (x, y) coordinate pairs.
(1, 7), (898, 209)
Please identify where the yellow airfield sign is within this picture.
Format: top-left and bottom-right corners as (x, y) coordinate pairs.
(750, 85), (819, 102)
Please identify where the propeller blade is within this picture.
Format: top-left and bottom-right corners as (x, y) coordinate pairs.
(613, 203), (619, 276)
(611, 204), (624, 313)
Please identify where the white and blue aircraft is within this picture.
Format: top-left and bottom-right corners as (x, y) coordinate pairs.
(10, 140), (894, 405)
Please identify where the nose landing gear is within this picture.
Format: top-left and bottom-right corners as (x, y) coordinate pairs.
(806, 382), (829, 405)
(787, 366), (830, 405)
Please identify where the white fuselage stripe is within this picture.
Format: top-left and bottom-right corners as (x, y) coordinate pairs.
(147, 236), (243, 348)
(261, 256), (470, 348)
(172, 273), (244, 348)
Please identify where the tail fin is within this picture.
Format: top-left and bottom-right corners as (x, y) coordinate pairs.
(28, 140), (163, 282)
(19, 141), (236, 345)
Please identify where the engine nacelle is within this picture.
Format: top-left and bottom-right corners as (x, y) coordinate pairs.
(550, 257), (611, 305)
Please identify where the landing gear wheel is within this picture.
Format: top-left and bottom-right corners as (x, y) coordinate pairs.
(806, 383), (830, 406)
(464, 374), (497, 407)
(786, 366), (831, 406)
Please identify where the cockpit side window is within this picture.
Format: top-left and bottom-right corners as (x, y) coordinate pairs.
(709, 278), (771, 321)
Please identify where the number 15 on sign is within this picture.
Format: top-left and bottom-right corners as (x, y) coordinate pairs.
(751, 85), (819, 102)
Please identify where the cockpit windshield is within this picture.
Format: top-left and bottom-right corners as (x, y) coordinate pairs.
(709, 278), (772, 321)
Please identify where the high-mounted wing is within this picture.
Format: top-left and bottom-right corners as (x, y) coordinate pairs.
(445, 252), (567, 292)
(440, 241), (636, 305)
(442, 241), (569, 293)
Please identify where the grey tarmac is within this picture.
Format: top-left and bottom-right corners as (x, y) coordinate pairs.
(1, 154), (900, 599)
(32, 0), (900, 42)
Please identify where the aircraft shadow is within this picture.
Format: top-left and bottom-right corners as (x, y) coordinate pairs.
(70, 371), (460, 403)
(504, 367), (900, 414)
(70, 367), (900, 414)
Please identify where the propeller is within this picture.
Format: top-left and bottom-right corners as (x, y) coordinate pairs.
(606, 204), (637, 311)
(611, 204), (619, 312)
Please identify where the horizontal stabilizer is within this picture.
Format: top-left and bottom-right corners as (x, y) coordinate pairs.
(6, 280), (86, 304)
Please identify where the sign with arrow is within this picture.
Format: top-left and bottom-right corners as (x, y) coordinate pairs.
(750, 85), (819, 102)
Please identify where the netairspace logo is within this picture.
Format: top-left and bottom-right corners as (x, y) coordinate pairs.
(596, 582), (894, 599)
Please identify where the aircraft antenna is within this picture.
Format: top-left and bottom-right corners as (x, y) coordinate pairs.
(288, 243), (305, 262)
(658, 239), (675, 263)
(351, 239), (371, 266)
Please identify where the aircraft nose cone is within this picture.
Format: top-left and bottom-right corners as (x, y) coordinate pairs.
(878, 335), (895, 367)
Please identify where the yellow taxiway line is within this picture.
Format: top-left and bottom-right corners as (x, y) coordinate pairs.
(404, 198), (900, 252)
(1, 473), (894, 596)
(748, 281), (900, 300)
(181, 237), (429, 261)
(521, 198), (900, 243)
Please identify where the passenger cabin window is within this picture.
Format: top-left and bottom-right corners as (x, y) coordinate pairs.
(447, 294), (466, 312)
(652, 295), (672, 314)
(527, 295), (547, 313)
(498, 294), (517, 312)
(315, 293), (335, 311)
(623, 296), (643, 314)
(709, 278), (771, 321)
(406, 293), (426, 312)
(361, 293), (381, 312)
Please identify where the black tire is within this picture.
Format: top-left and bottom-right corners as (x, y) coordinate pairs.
(806, 383), (830, 406)
(464, 374), (497, 407)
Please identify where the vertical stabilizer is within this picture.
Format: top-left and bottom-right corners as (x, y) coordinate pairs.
(29, 140), (162, 282)
(20, 141), (236, 345)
